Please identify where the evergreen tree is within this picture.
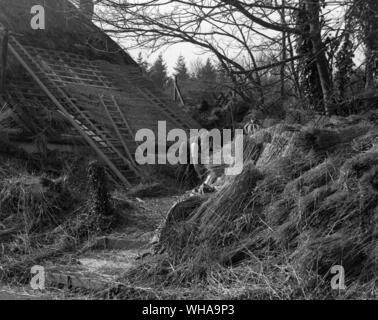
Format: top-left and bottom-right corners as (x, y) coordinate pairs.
(136, 52), (149, 74)
(174, 54), (189, 81)
(148, 53), (168, 89)
(197, 58), (217, 84)
(215, 62), (229, 85)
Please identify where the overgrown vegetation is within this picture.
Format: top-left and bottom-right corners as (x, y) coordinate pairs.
(0, 146), (120, 286)
(124, 118), (378, 299)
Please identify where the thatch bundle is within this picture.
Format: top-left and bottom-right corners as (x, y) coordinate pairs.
(284, 160), (339, 196)
(289, 183), (378, 281)
(338, 152), (378, 191)
(242, 136), (264, 164)
(188, 163), (264, 240)
(156, 163), (265, 265)
(294, 124), (371, 154)
(256, 130), (299, 168)
(352, 129), (378, 152)
(294, 128), (342, 152)
(154, 195), (207, 254)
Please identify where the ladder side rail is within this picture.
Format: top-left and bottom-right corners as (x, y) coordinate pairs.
(111, 95), (137, 137)
(53, 86), (137, 172)
(100, 95), (142, 177)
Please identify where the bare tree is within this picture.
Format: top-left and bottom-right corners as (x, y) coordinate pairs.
(95, 0), (346, 114)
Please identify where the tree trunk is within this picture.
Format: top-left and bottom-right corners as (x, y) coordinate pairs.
(280, 0), (287, 99)
(250, 54), (265, 106)
(287, 33), (302, 99)
(365, 47), (374, 89)
(311, 34), (334, 115)
(0, 30), (9, 93)
(304, 0), (334, 115)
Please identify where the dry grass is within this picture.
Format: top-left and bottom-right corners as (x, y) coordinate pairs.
(124, 122), (378, 299)
(0, 156), (121, 286)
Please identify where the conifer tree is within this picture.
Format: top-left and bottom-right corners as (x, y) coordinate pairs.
(174, 54), (189, 81)
(197, 58), (217, 84)
(148, 53), (168, 89)
(137, 52), (149, 74)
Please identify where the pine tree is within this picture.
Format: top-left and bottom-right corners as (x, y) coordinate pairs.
(174, 54), (189, 81)
(197, 58), (217, 84)
(215, 62), (229, 85)
(137, 52), (149, 74)
(148, 53), (168, 89)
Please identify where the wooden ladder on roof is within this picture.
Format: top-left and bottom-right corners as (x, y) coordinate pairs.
(99, 94), (139, 160)
(0, 26), (142, 187)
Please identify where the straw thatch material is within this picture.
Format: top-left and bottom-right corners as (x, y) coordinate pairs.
(284, 160), (339, 196)
(294, 125), (372, 154)
(338, 151), (378, 191)
(256, 130), (299, 168)
(294, 128), (342, 152)
(144, 120), (378, 292)
(352, 129), (378, 152)
(153, 195), (207, 253)
(157, 163), (265, 263)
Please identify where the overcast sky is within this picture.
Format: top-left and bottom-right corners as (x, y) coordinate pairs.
(127, 42), (213, 76)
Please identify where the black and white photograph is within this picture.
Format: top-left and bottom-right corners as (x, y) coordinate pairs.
(0, 0), (377, 307)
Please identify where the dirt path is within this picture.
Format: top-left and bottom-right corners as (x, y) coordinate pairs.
(46, 196), (179, 289)
(0, 196), (179, 299)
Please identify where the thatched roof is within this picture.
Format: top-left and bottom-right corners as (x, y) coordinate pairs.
(0, 0), (137, 65)
(0, 0), (199, 185)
